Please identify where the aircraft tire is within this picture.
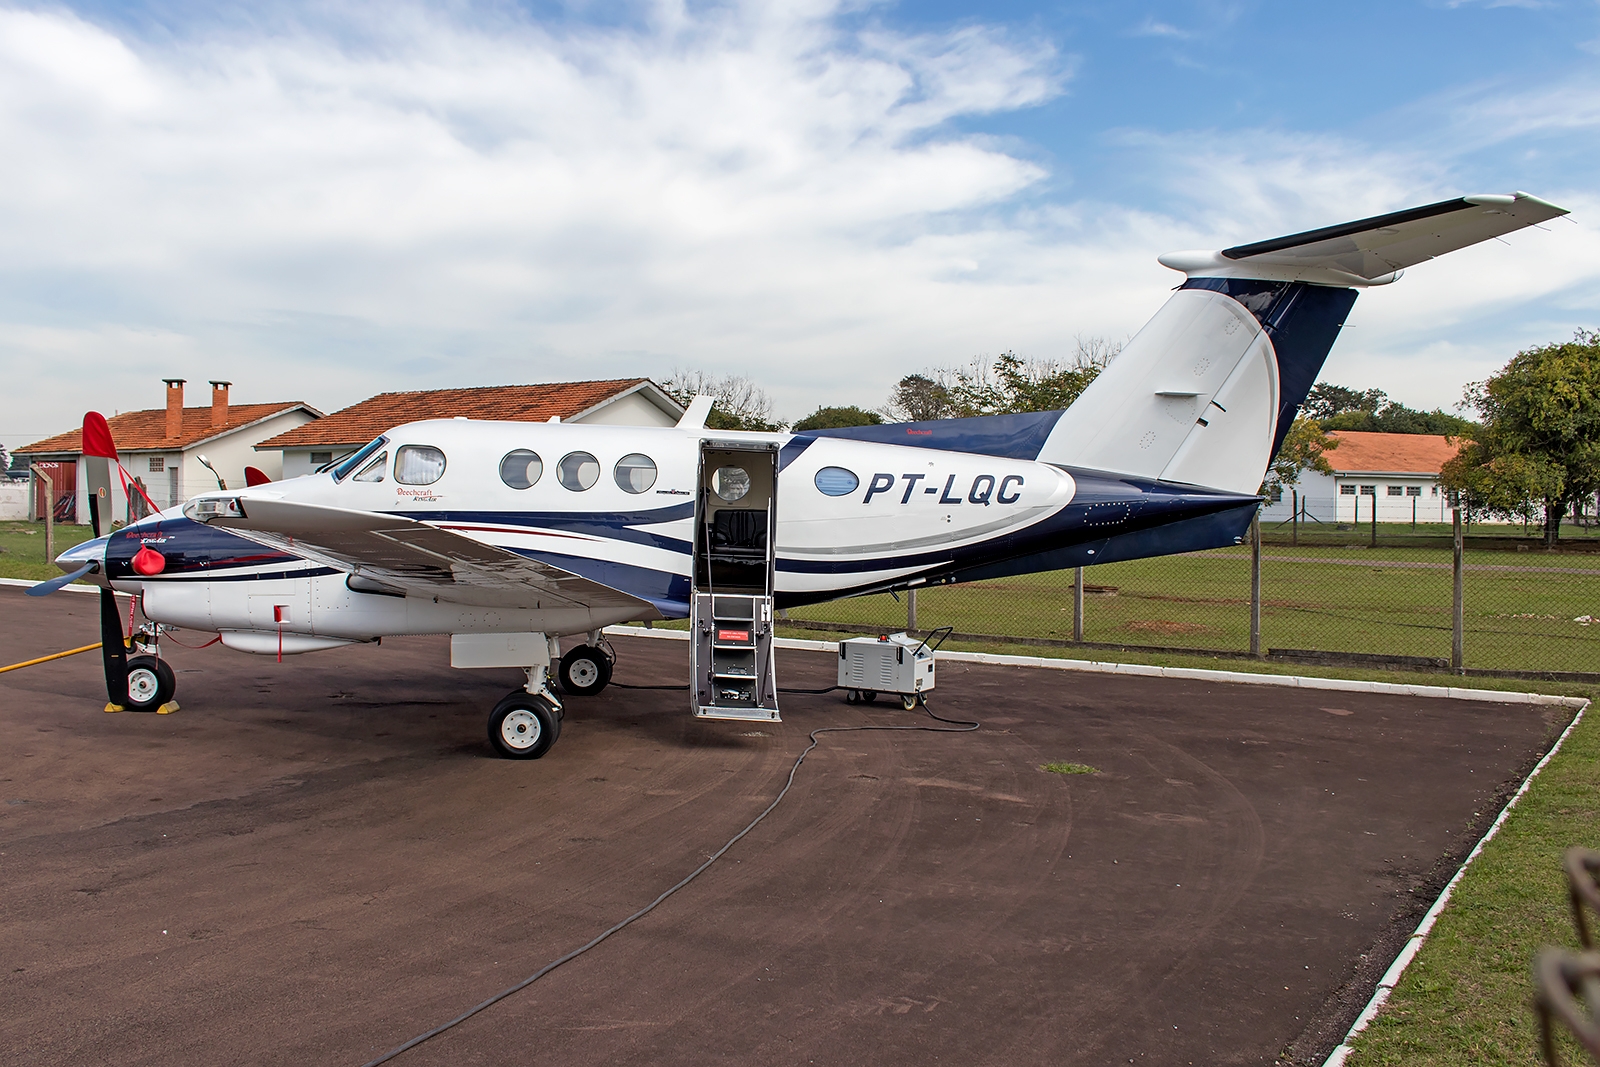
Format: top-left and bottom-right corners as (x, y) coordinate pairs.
(559, 646), (613, 696)
(488, 693), (559, 760)
(124, 655), (176, 712)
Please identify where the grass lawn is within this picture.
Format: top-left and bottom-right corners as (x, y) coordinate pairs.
(1344, 700), (1599, 1066)
(787, 537), (1600, 675)
(0, 520), (96, 583)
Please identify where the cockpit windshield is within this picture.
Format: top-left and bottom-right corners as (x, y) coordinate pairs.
(332, 435), (389, 482)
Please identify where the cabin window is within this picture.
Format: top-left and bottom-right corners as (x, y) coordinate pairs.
(395, 445), (446, 485)
(148, 457), (164, 473)
(334, 435), (388, 481)
(814, 467), (858, 497)
(1340, 484), (1356, 495)
(500, 450), (543, 489)
(310, 452), (333, 467)
(714, 466), (750, 502)
(614, 454), (657, 494)
(558, 452), (600, 491)
(352, 452), (388, 483)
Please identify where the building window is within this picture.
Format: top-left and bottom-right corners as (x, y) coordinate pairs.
(1359, 485), (1376, 496)
(1268, 485), (1283, 503)
(1431, 485), (1439, 496)
(1406, 486), (1423, 497)
(148, 457), (164, 473)
(1340, 484), (1356, 496)
(310, 451), (333, 466)
(1387, 485), (1404, 496)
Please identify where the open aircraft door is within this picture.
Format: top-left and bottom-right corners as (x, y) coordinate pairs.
(690, 441), (780, 722)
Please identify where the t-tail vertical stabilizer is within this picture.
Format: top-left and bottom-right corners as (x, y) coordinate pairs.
(1037, 192), (1568, 494)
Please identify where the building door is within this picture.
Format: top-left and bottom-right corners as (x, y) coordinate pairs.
(32, 461), (76, 524)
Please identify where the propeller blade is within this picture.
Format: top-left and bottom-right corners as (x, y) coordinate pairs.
(25, 562), (96, 597)
(82, 412), (118, 461)
(83, 414), (118, 537)
(100, 588), (128, 709)
(244, 466), (271, 487)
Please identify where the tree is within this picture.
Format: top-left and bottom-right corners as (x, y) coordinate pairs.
(889, 335), (1122, 420)
(1439, 330), (1600, 545)
(1304, 381), (1475, 436)
(1262, 418), (1338, 497)
(661, 370), (785, 432)
(792, 406), (883, 432)
(883, 374), (954, 422)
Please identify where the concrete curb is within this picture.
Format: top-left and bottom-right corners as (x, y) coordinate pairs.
(603, 625), (1589, 709)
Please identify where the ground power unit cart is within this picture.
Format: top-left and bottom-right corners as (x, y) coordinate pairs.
(837, 629), (951, 709)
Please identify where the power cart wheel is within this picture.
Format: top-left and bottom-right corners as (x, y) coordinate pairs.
(124, 655), (175, 712)
(558, 645), (613, 696)
(488, 693), (560, 760)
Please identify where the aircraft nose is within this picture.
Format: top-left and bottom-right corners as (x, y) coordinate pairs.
(55, 535), (108, 574)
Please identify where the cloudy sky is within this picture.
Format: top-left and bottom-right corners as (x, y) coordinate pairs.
(2, 0), (1598, 447)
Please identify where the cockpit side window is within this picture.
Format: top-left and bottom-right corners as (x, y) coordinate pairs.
(395, 445), (446, 485)
(333, 436), (389, 481)
(352, 452), (388, 482)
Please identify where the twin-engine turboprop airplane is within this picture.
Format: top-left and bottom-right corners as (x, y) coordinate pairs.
(36, 192), (1567, 758)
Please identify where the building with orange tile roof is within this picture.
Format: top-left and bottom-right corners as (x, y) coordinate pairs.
(1263, 429), (1470, 525)
(17, 380), (320, 524)
(256, 379), (684, 478)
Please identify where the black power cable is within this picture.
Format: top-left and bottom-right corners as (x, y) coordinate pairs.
(357, 702), (979, 1066)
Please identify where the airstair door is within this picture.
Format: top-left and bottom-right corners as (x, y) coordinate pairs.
(690, 443), (780, 722)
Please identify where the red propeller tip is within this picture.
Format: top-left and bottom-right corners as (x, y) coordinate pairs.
(82, 412), (118, 461)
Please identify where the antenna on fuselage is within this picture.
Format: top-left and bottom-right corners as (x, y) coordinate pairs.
(676, 395), (715, 430)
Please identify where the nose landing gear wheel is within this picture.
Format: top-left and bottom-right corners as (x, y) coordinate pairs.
(124, 655), (176, 712)
(488, 692), (561, 760)
(559, 645), (613, 696)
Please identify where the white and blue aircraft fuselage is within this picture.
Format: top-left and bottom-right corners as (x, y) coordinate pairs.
(47, 191), (1569, 757)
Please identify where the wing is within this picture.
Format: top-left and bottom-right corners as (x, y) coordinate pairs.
(191, 497), (654, 614)
(1159, 191), (1569, 286)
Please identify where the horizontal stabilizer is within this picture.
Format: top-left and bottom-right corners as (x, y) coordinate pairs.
(1159, 192), (1568, 286)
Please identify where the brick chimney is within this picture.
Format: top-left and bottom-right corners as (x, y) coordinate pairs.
(163, 379), (186, 440)
(209, 380), (232, 428)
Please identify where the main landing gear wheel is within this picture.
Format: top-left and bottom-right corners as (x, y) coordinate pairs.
(124, 655), (176, 712)
(488, 692), (561, 760)
(559, 645), (613, 696)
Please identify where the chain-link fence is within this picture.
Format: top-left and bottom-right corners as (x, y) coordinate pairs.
(781, 512), (1600, 680)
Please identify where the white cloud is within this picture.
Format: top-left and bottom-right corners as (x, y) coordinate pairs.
(0, 0), (1594, 444)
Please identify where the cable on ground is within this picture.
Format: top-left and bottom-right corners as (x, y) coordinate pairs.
(358, 701), (979, 1066)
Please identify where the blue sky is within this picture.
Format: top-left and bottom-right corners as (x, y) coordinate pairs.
(2, 0), (1597, 449)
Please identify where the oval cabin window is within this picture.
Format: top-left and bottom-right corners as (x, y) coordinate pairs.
(813, 467), (859, 497)
(499, 450), (543, 489)
(558, 452), (601, 491)
(395, 445), (446, 485)
(614, 454), (657, 494)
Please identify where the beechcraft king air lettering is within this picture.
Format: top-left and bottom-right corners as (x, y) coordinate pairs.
(36, 192), (1569, 758)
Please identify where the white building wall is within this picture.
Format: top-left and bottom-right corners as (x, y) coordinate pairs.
(573, 390), (680, 427)
(0, 482), (27, 520)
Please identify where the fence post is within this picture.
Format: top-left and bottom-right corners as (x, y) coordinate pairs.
(31, 465), (54, 564)
(1452, 506), (1464, 671)
(1291, 488), (1299, 547)
(1073, 566), (1084, 642)
(1250, 510), (1262, 656)
(907, 587), (917, 633)
(1370, 492), (1378, 548)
